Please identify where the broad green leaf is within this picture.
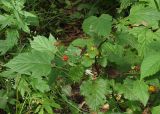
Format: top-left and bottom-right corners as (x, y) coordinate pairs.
(81, 56), (94, 67)
(128, 4), (160, 28)
(30, 35), (57, 55)
(80, 79), (108, 111)
(151, 105), (160, 114)
(69, 66), (84, 82)
(82, 16), (97, 35)
(115, 79), (137, 101)
(18, 77), (30, 97)
(14, 10), (30, 33)
(0, 29), (19, 55)
(5, 51), (53, 76)
(0, 15), (14, 29)
(65, 45), (81, 63)
(117, 32), (138, 49)
(116, 79), (149, 106)
(141, 54), (160, 79)
(31, 78), (50, 93)
(101, 42), (124, 65)
(132, 80), (149, 106)
(19, 11), (39, 26)
(72, 38), (93, 48)
(129, 27), (159, 56)
(82, 14), (112, 36)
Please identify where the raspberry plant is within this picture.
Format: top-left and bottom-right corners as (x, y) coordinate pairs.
(0, 0), (160, 114)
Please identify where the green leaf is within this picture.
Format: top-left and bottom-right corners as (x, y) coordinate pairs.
(0, 15), (14, 29)
(5, 51), (53, 76)
(119, 0), (134, 11)
(80, 79), (107, 111)
(69, 65), (84, 82)
(0, 0), (13, 9)
(128, 4), (160, 28)
(18, 77), (30, 97)
(117, 32), (138, 49)
(43, 105), (53, 114)
(65, 45), (81, 63)
(140, 0), (160, 9)
(31, 78), (50, 93)
(0, 90), (8, 109)
(115, 79), (137, 101)
(81, 56), (94, 67)
(116, 79), (149, 106)
(129, 27), (159, 56)
(82, 14), (112, 36)
(132, 80), (149, 106)
(0, 29), (19, 55)
(151, 105), (160, 114)
(141, 54), (160, 79)
(20, 11), (39, 26)
(101, 42), (124, 65)
(30, 35), (57, 55)
(14, 10), (30, 33)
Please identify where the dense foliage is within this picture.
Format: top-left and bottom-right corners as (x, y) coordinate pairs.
(0, 0), (160, 114)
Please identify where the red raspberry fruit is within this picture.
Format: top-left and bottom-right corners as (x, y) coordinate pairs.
(62, 55), (69, 61)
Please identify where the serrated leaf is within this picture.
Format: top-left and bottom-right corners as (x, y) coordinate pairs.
(0, 29), (19, 55)
(116, 79), (149, 106)
(19, 11), (39, 26)
(80, 79), (107, 111)
(18, 77), (30, 97)
(31, 35), (57, 55)
(151, 105), (160, 114)
(129, 27), (159, 56)
(82, 14), (112, 36)
(0, 15), (14, 29)
(115, 79), (137, 101)
(132, 80), (149, 106)
(101, 42), (124, 65)
(128, 4), (160, 28)
(31, 78), (50, 93)
(117, 32), (138, 49)
(5, 51), (53, 76)
(65, 45), (81, 63)
(141, 54), (160, 79)
(81, 56), (94, 67)
(69, 66), (84, 82)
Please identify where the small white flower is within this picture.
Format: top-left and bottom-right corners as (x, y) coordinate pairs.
(85, 69), (94, 76)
